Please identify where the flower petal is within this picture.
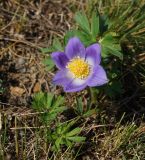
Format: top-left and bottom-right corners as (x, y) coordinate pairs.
(51, 52), (69, 69)
(64, 78), (87, 92)
(87, 65), (108, 87)
(53, 70), (73, 87)
(85, 43), (101, 66)
(65, 37), (86, 59)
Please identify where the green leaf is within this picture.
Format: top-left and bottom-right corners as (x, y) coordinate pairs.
(53, 96), (64, 108)
(101, 33), (114, 43)
(51, 106), (66, 114)
(101, 45), (109, 58)
(66, 128), (81, 137)
(0, 79), (4, 94)
(99, 15), (108, 35)
(91, 11), (99, 39)
(55, 136), (62, 150)
(107, 46), (123, 60)
(65, 139), (73, 147)
(53, 38), (63, 51)
(64, 30), (92, 46)
(67, 136), (86, 142)
(40, 47), (54, 53)
(74, 30), (92, 46)
(40, 38), (63, 54)
(41, 112), (55, 123)
(43, 57), (55, 70)
(46, 93), (54, 108)
(75, 11), (90, 34)
(64, 30), (75, 45)
(100, 32), (123, 59)
(83, 109), (96, 118)
(32, 92), (45, 111)
(101, 45), (123, 59)
(76, 97), (83, 115)
(32, 92), (65, 124)
(61, 119), (79, 134)
(56, 125), (63, 135)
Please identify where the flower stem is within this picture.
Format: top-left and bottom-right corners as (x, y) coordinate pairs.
(89, 87), (98, 105)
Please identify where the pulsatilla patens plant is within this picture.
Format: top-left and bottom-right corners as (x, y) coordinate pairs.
(32, 92), (65, 124)
(32, 92), (85, 151)
(48, 119), (85, 151)
(52, 37), (108, 92)
(42, 10), (124, 96)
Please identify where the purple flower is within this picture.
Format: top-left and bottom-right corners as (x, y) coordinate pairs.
(51, 37), (108, 92)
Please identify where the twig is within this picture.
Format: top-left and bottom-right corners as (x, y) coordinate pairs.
(0, 37), (41, 49)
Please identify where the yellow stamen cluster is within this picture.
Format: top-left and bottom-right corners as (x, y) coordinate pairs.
(66, 57), (90, 79)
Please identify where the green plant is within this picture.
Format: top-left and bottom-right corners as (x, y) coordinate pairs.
(37, 0), (145, 157)
(64, 11), (123, 59)
(32, 92), (85, 151)
(41, 10), (123, 59)
(49, 119), (85, 151)
(32, 92), (66, 124)
(75, 97), (97, 117)
(0, 79), (4, 94)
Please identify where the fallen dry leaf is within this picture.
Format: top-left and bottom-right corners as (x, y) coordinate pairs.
(10, 86), (25, 96)
(33, 82), (41, 93)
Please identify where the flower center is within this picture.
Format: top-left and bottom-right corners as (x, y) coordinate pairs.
(66, 57), (90, 79)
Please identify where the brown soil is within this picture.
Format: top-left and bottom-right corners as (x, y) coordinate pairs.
(0, 0), (75, 108)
